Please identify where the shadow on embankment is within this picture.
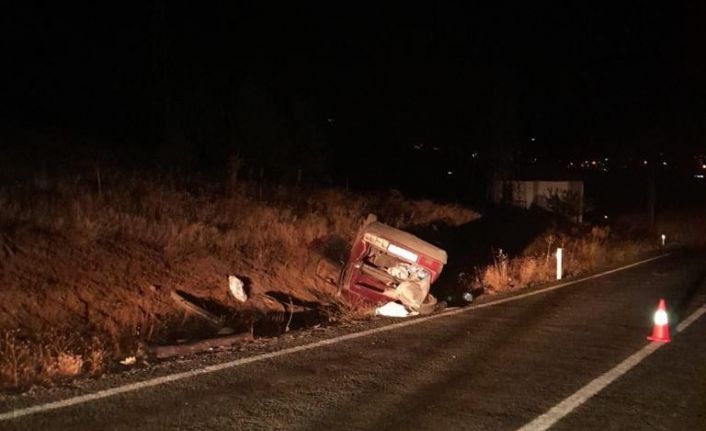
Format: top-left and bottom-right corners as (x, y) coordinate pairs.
(405, 206), (554, 301)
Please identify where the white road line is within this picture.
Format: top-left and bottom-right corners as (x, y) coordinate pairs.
(676, 300), (706, 332)
(0, 253), (671, 422)
(518, 299), (706, 431)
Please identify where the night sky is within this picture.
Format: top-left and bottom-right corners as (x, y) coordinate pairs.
(1, 2), (705, 197)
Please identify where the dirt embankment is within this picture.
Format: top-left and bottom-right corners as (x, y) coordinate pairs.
(0, 225), (348, 345)
(0, 173), (478, 389)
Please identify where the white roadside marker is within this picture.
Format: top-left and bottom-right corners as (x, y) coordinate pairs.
(0, 253), (671, 422)
(555, 248), (563, 280)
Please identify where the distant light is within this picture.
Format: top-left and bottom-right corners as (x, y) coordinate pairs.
(643, 160), (648, 165)
(603, 215), (609, 220)
(530, 137), (536, 142)
(327, 118), (334, 124)
(447, 170), (453, 175)
(662, 161), (668, 166)
(471, 152), (479, 158)
(604, 157), (609, 161)
(702, 164), (706, 169)
(695, 174), (705, 179)
(591, 160), (596, 166)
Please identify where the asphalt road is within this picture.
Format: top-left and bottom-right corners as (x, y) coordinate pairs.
(2, 251), (706, 430)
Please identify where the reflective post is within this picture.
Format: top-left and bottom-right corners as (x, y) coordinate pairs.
(556, 248), (563, 280)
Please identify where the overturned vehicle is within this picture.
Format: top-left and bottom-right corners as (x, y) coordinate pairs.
(335, 216), (447, 315)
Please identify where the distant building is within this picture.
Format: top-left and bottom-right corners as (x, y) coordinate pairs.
(492, 180), (584, 222)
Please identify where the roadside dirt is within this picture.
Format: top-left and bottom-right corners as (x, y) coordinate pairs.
(0, 225), (337, 357)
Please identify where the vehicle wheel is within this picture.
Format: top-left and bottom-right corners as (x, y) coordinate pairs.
(418, 293), (439, 315)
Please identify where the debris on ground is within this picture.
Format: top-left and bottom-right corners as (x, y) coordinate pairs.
(228, 275), (248, 302)
(216, 327), (236, 335)
(147, 333), (254, 359)
(168, 289), (224, 328)
(119, 356), (137, 366)
(374, 302), (416, 318)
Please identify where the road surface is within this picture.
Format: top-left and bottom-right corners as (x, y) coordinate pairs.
(1, 251), (705, 430)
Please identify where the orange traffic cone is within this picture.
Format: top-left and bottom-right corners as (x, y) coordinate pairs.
(647, 298), (671, 342)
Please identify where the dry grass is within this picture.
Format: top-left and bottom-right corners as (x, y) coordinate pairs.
(325, 299), (377, 323)
(0, 331), (36, 389)
(612, 210), (706, 249)
(631, 210), (706, 249)
(480, 226), (654, 292)
(0, 331), (107, 391)
(46, 353), (84, 379)
(482, 250), (512, 292)
(0, 172), (479, 390)
(0, 174), (477, 264)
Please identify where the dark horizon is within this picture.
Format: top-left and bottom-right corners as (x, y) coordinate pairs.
(2, 3), (704, 147)
(1, 2), (705, 210)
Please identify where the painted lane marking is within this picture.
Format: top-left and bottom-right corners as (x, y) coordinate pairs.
(676, 299), (706, 332)
(0, 253), (671, 422)
(518, 299), (706, 431)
